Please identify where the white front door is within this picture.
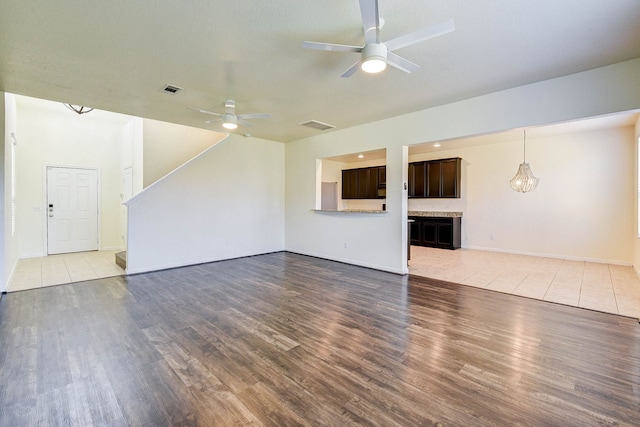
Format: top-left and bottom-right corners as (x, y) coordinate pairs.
(47, 167), (99, 255)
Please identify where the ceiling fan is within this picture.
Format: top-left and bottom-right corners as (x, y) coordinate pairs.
(303, 0), (454, 78)
(188, 100), (270, 130)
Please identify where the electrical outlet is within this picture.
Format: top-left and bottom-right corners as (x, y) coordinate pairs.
(490, 234), (495, 241)
(344, 242), (348, 248)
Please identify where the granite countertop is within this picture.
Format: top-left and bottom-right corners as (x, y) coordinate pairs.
(408, 211), (463, 218)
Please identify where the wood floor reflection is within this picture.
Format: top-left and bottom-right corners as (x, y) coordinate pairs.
(1, 252), (639, 426)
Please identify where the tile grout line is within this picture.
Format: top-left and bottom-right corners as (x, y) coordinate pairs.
(608, 264), (621, 315)
(576, 261), (586, 308)
(542, 264), (562, 301)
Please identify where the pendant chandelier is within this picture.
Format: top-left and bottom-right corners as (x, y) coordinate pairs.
(63, 103), (94, 115)
(510, 129), (539, 193)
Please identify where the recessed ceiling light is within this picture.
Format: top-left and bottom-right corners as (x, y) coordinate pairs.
(357, 154), (364, 159)
(433, 143), (441, 148)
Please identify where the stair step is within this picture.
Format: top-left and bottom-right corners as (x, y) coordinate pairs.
(115, 251), (126, 270)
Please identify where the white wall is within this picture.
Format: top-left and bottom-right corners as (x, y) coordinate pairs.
(120, 117), (144, 196)
(287, 138), (407, 273)
(15, 96), (131, 256)
(126, 134), (285, 274)
(285, 58), (640, 274)
(634, 116), (640, 274)
(1, 93), (20, 293)
(409, 127), (635, 263)
(142, 119), (226, 187)
(0, 92), (6, 292)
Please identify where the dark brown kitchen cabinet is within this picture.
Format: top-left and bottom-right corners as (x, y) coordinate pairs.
(408, 162), (426, 198)
(378, 166), (386, 185)
(409, 216), (461, 250)
(427, 161), (441, 198)
(408, 157), (461, 198)
(441, 158), (461, 197)
(342, 166), (385, 199)
(356, 168), (371, 198)
(342, 169), (358, 199)
(409, 219), (423, 245)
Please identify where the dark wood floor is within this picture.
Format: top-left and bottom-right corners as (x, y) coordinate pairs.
(1, 252), (639, 426)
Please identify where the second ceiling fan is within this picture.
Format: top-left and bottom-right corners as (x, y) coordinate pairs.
(189, 100), (270, 130)
(303, 0), (454, 78)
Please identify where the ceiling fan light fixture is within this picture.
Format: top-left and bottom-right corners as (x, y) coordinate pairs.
(361, 44), (387, 73)
(222, 114), (238, 130)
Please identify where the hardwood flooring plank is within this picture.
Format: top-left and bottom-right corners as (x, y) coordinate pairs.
(1, 252), (639, 425)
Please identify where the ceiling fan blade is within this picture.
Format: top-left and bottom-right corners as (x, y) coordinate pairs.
(188, 106), (222, 116)
(384, 19), (455, 52)
(386, 52), (420, 73)
(359, 0), (380, 44)
(238, 119), (253, 128)
(302, 41), (362, 53)
(237, 113), (271, 120)
(205, 118), (222, 124)
(341, 60), (362, 78)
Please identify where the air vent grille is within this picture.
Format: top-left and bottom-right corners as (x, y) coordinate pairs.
(299, 120), (335, 131)
(161, 84), (183, 95)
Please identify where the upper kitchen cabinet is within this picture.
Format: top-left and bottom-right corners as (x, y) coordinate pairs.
(342, 166), (386, 199)
(409, 157), (461, 198)
(408, 162), (426, 198)
(342, 169), (358, 199)
(440, 158), (461, 198)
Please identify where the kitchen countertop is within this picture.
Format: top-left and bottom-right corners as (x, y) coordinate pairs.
(408, 211), (463, 218)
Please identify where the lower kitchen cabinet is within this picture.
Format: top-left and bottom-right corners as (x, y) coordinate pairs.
(409, 216), (461, 250)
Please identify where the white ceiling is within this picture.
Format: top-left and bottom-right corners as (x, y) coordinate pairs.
(1, 1), (640, 142)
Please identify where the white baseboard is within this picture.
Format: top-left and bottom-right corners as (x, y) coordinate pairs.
(465, 245), (633, 266)
(19, 252), (46, 259)
(285, 248), (407, 275)
(100, 246), (124, 252)
(2, 257), (19, 293)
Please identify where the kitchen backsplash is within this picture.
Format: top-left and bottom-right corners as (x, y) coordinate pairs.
(343, 199), (386, 211)
(408, 198), (465, 212)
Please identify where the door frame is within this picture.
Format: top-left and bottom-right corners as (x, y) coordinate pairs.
(42, 164), (102, 255)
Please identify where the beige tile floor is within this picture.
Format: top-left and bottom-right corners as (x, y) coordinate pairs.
(8, 250), (125, 292)
(409, 246), (640, 319)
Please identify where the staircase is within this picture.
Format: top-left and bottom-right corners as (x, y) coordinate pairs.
(115, 251), (127, 270)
